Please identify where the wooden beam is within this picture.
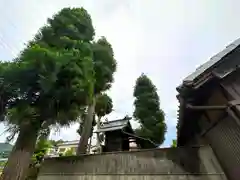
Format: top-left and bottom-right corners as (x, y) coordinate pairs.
(186, 104), (227, 110)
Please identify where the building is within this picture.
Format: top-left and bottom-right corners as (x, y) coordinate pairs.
(56, 140), (78, 155)
(95, 117), (155, 152)
(47, 140), (97, 157)
(46, 140), (78, 157)
(95, 117), (138, 152)
(177, 38), (240, 180)
(0, 143), (12, 161)
(0, 143), (13, 173)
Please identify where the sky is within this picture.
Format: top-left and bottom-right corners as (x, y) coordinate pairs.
(1, 0), (240, 147)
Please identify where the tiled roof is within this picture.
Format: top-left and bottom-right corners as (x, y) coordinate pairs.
(95, 118), (130, 133)
(183, 38), (240, 83)
(57, 140), (79, 146)
(177, 38), (240, 145)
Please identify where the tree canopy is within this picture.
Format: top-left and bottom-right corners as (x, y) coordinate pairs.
(95, 93), (113, 118)
(77, 37), (116, 154)
(92, 37), (117, 94)
(0, 7), (96, 180)
(133, 74), (167, 148)
(0, 6), (117, 179)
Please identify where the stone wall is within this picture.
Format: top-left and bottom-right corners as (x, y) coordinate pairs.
(38, 146), (227, 180)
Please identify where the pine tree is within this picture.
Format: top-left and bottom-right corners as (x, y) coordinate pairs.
(133, 74), (167, 148)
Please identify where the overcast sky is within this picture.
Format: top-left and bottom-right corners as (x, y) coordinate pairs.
(1, 0), (240, 146)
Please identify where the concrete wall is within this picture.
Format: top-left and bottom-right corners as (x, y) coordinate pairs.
(38, 146), (227, 180)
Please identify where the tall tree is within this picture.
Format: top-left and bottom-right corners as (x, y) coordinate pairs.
(133, 74), (167, 148)
(95, 93), (113, 152)
(0, 7), (95, 180)
(77, 37), (116, 154)
(76, 93), (113, 153)
(77, 112), (96, 138)
(76, 110), (96, 154)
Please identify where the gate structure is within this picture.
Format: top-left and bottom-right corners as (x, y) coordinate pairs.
(177, 38), (240, 180)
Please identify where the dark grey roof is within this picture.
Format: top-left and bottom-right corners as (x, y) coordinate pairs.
(95, 118), (130, 133)
(183, 38), (240, 83)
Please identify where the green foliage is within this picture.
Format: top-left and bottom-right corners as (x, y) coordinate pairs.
(0, 6), (95, 136)
(77, 36), (116, 154)
(31, 139), (52, 166)
(0, 161), (6, 169)
(95, 93), (113, 118)
(64, 148), (75, 156)
(92, 37), (117, 94)
(0, 7), (96, 180)
(38, 7), (95, 45)
(133, 74), (167, 147)
(171, 139), (177, 148)
(26, 139), (52, 180)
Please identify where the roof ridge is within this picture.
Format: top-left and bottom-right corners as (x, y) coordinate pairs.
(183, 38), (240, 84)
(102, 118), (130, 124)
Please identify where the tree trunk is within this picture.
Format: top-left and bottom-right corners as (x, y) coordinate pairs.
(77, 99), (96, 155)
(0, 125), (39, 180)
(96, 116), (102, 153)
(87, 136), (92, 154)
